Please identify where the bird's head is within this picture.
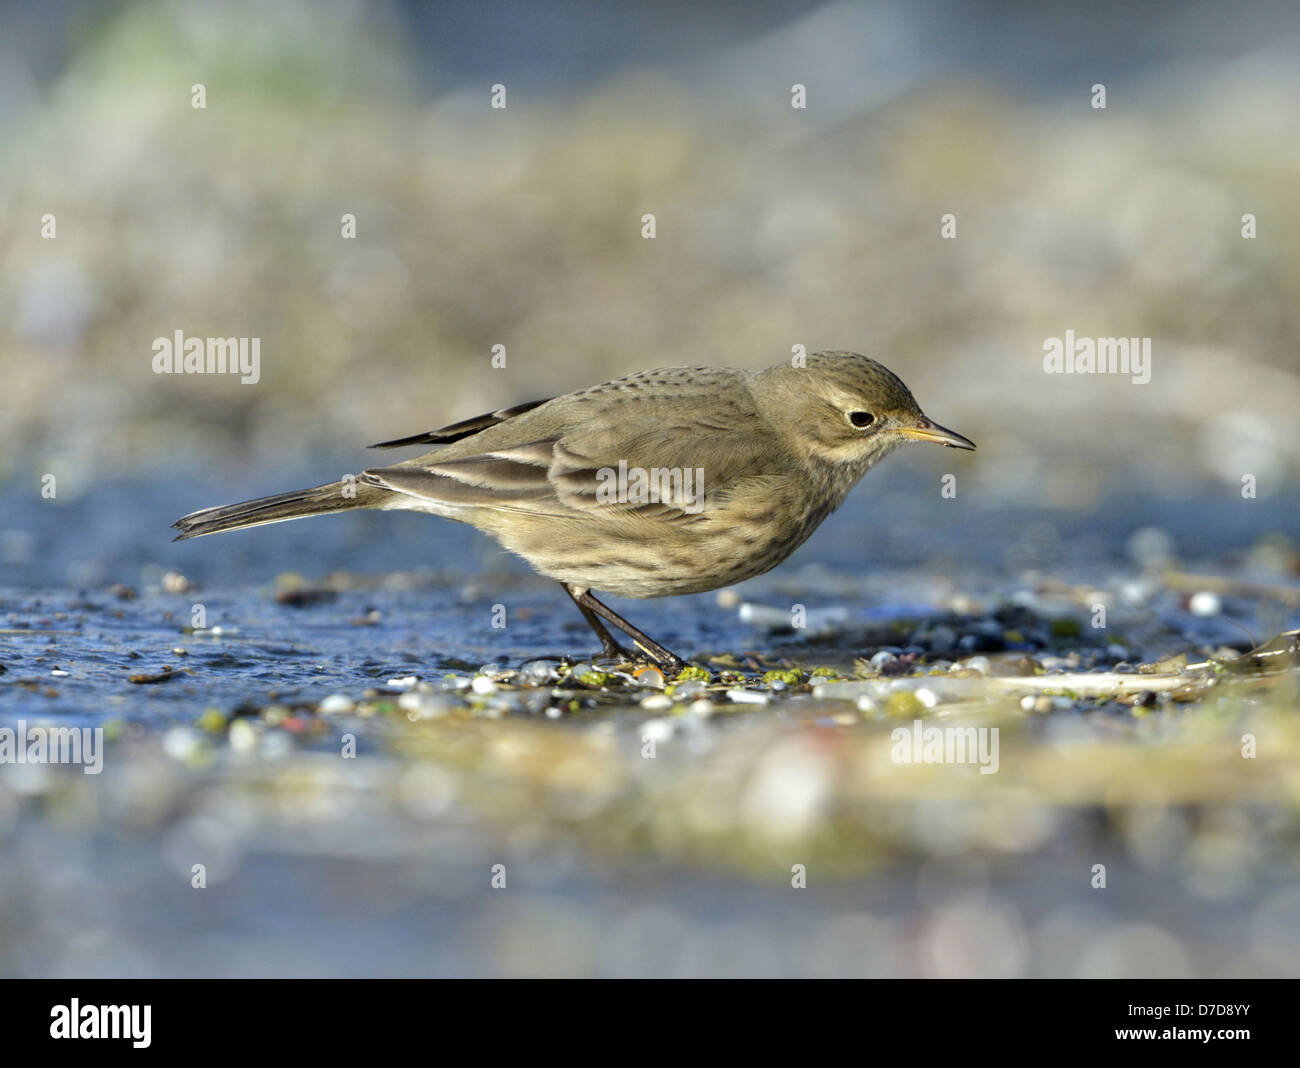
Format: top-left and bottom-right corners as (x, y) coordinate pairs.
(752, 350), (975, 478)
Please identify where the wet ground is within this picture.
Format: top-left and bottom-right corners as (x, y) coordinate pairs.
(2, 473), (1299, 977)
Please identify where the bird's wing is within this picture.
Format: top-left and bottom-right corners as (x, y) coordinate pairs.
(368, 397), (552, 449)
(361, 368), (781, 520)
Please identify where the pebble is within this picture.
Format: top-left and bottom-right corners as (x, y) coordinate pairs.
(318, 694), (355, 714)
(1189, 591), (1222, 617)
(50, 668), (69, 677)
(470, 675), (498, 695)
(870, 650), (897, 671)
(640, 694), (673, 711)
(228, 720), (257, 751)
(163, 727), (203, 761)
(633, 666), (665, 688)
(387, 676), (420, 690)
(162, 570), (192, 594)
(726, 689), (769, 705)
(640, 718), (674, 742)
(689, 699), (715, 717)
(673, 679), (707, 699)
(961, 656), (992, 676)
(958, 632), (1003, 653)
(400, 692), (453, 719)
(521, 661), (558, 684)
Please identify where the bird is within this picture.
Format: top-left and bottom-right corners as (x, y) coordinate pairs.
(173, 351), (974, 673)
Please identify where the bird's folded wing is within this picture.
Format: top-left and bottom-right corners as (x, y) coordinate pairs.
(368, 398), (552, 449)
(363, 427), (780, 520)
(362, 371), (781, 520)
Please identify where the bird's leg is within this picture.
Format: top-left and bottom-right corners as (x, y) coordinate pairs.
(567, 586), (688, 675)
(561, 583), (634, 661)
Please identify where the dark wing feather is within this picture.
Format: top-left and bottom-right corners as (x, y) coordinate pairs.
(369, 397), (552, 449)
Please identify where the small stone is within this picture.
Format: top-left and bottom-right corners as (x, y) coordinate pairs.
(400, 692), (454, 719)
(641, 718), (674, 742)
(228, 720), (258, 751)
(689, 699), (715, 717)
(319, 694), (355, 714)
(726, 689), (769, 705)
(633, 666), (665, 688)
(522, 661), (557, 684)
(163, 727), (203, 761)
(470, 675), (498, 695)
(640, 694), (673, 711)
(1189, 591), (1221, 617)
(162, 570), (192, 594)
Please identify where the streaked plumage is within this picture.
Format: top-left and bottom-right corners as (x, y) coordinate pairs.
(174, 352), (974, 668)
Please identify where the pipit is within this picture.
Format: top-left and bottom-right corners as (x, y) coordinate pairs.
(174, 351), (974, 672)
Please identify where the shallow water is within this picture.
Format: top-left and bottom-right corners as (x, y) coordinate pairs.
(2, 473), (1299, 977)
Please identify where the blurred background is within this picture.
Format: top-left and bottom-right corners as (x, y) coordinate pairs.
(1, 0), (1298, 978)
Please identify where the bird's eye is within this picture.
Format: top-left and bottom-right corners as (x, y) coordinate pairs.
(848, 411), (875, 428)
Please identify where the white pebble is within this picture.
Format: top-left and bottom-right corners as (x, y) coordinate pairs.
(640, 694), (673, 711)
(318, 694), (355, 714)
(470, 675), (498, 695)
(1189, 591), (1221, 617)
(163, 727), (203, 761)
(726, 689), (769, 705)
(640, 718), (674, 742)
(228, 720), (257, 751)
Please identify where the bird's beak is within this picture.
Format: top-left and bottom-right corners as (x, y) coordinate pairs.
(897, 416), (976, 450)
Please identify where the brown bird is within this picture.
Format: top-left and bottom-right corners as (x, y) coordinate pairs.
(173, 351), (974, 672)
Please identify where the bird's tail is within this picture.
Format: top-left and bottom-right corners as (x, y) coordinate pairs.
(172, 479), (384, 540)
